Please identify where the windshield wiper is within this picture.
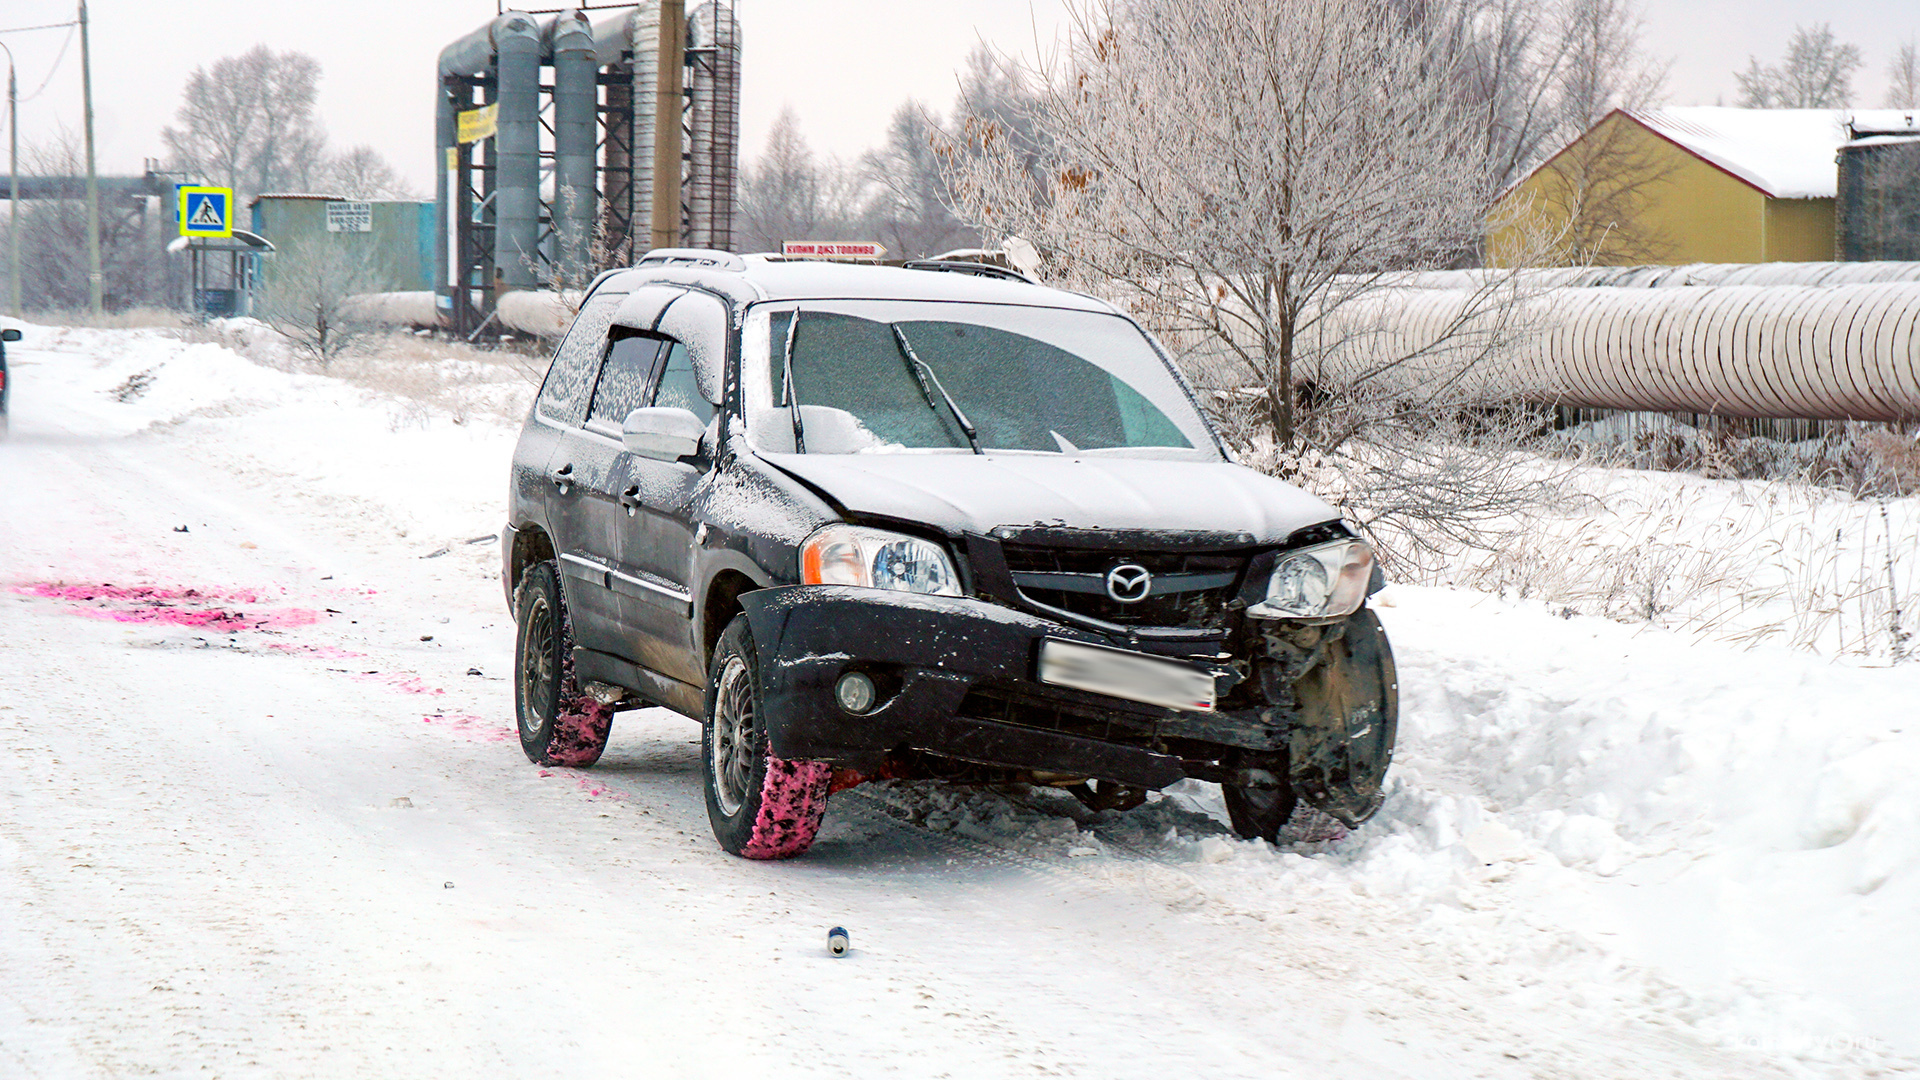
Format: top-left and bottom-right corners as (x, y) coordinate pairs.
(890, 324), (981, 454)
(783, 308), (806, 454)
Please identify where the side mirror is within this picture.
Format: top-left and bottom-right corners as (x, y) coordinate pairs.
(622, 406), (706, 462)
(1, 329), (20, 342)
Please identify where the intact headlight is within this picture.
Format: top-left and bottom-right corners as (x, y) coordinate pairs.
(1248, 539), (1374, 620)
(800, 524), (961, 597)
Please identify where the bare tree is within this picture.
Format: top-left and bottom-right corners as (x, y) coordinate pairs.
(736, 108), (863, 252)
(1553, 0), (1668, 125)
(255, 238), (389, 364)
(1886, 39), (1920, 109)
(324, 145), (418, 201)
(946, 0), (1574, 568)
(1736, 24), (1863, 108)
(948, 0), (1512, 447)
(4, 135), (168, 312)
(163, 46), (326, 198)
(1414, 0), (1666, 197)
(860, 102), (980, 259)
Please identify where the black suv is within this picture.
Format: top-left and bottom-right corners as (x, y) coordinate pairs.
(503, 251), (1396, 859)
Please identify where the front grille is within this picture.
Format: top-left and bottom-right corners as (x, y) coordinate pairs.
(999, 543), (1250, 628)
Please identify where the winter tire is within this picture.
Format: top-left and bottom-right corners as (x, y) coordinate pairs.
(702, 614), (832, 859)
(514, 560), (613, 767)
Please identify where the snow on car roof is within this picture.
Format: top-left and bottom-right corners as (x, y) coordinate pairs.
(601, 259), (1115, 313)
(1630, 107), (1920, 199)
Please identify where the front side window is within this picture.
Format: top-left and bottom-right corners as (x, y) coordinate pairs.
(587, 334), (665, 430)
(653, 342), (714, 423)
(743, 301), (1218, 459)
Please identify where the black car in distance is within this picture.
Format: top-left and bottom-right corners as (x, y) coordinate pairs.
(502, 250), (1397, 859)
(0, 326), (21, 437)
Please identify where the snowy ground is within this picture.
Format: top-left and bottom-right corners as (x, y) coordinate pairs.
(1, 323), (1915, 1078)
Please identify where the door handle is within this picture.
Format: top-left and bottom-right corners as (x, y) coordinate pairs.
(550, 463), (574, 493)
(619, 484), (641, 516)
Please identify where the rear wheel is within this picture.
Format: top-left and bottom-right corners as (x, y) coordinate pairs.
(703, 615), (831, 859)
(514, 561), (613, 767)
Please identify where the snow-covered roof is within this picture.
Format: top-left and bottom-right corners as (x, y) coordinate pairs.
(1627, 107), (1920, 199)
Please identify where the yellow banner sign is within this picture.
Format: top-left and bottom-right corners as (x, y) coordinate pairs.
(456, 104), (499, 144)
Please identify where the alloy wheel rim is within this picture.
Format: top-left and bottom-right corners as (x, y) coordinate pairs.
(520, 596), (555, 737)
(711, 655), (755, 817)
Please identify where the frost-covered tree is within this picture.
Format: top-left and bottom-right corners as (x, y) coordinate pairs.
(945, 0), (1572, 565)
(948, 0), (1516, 447)
(1735, 24), (1863, 108)
(256, 239), (389, 364)
(163, 46), (327, 199)
(1885, 40), (1920, 109)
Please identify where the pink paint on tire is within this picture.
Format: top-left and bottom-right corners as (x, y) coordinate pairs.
(739, 756), (833, 859)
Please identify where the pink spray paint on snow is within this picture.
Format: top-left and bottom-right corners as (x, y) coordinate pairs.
(14, 582), (321, 633)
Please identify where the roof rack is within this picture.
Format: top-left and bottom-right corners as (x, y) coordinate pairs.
(901, 259), (1036, 285)
(636, 248), (748, 272)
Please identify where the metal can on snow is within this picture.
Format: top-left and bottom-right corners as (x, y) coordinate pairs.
(827, 926), (849, 957)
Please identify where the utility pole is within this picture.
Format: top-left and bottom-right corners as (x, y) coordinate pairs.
(1, 42), (19, 316)
(650, 0), (684, 251)
(79, 0), (102, 316)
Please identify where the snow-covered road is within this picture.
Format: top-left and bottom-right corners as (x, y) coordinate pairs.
(2, 326), (1914, 1078)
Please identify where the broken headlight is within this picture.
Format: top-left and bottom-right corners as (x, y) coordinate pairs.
(800, 524), (961, 597)
(1248, 539), (1374, 620)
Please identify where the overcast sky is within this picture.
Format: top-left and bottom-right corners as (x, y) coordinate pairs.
(0, 0), (1914, 192)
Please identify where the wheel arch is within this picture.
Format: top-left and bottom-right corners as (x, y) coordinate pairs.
(509, 524), (557, 607)
(701, 569), (760, 674)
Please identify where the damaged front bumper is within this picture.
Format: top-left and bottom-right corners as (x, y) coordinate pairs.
(737, 586), (1397, 821)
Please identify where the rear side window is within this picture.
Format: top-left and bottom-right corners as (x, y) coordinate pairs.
(536, 290), (627, 425)
(588, 334), (665, 430)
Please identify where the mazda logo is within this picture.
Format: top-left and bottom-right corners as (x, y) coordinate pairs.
(1105, 563), (1153, 603)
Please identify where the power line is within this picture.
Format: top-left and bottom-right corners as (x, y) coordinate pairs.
(0, 20), (78, 35)
(22, 24), (73, 103)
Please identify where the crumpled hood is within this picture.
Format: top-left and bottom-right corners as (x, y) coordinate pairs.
(759, 452), (1339, 543)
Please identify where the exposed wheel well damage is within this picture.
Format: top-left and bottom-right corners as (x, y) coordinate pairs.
(703, 571), (758, 672)
(510, 526), (556, 606)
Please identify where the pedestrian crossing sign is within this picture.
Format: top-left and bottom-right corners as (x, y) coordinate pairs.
(178, 186), (233, 238)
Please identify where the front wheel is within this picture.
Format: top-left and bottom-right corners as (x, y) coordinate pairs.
(514, 561), (613, 767)
(702, 615), (832, 859)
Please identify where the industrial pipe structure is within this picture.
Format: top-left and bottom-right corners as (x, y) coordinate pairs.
(1312, 280), (1920, 422)
(1375, 261), (1920, 290)
(434, 1), (740, 336)
(548, 10), (598, 280)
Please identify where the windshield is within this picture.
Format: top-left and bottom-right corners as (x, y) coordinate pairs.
(742, 300), (1219, 459)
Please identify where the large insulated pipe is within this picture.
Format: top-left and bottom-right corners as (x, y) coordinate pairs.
(1310, 283), (1920, 421)
(437, 13), (543, 299)
(433, 72), (456, 311)
(593, 3), (660, 257)
(493, 14), (542, 288)
(1377, 261), (1920, 291)
(686, 1), (741, 250)
(548, 10), (598, 279)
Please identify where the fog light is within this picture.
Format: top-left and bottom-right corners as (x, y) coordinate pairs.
(835, 671), (877, 714)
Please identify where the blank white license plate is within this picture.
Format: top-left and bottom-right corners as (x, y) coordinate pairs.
(1037, 640), (1216, 713)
